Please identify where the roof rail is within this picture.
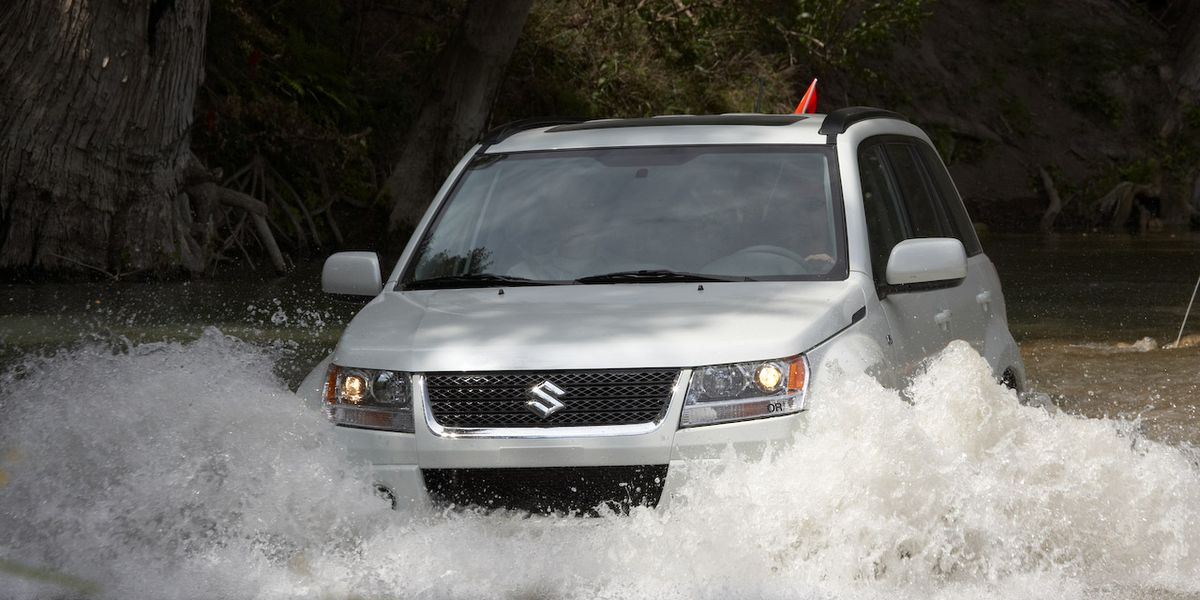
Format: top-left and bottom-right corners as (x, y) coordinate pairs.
(479, 117), (588, 147)
(547, 114), (808, 132)
(817, 106), (908, 136)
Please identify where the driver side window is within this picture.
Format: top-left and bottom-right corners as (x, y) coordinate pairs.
(858, 144), (906, 286)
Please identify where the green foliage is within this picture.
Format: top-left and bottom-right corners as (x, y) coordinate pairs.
(925, 125), (987, 167)
(998, 95), (1030, 134)
(504, 0), (930, 119)
(1090, 101), (1200, 206)
(1183, 103), (1200, 131)
(1116, 158), (1159, 185)
(1023, 10), (1144, 127)
(925, 125), (957, 163)
(194, 0), (465, 259)
(192, 0), (934, 262)
(198, 0), (366, 200)
(767, 0), (928, 71)
(1067, 79), (1124, 125)
(506, 1), (754, 117)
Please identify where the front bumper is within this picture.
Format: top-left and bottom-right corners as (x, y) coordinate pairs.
(335, 371), (808, 510)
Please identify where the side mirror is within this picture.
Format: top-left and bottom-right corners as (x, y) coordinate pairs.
(884, 238), (966, 292)
(322, 251), (383, 296)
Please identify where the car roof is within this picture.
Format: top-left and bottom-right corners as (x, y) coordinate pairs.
(482, 108), (909, 153)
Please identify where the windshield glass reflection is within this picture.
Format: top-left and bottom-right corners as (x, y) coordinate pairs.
(404, 146), (846, 286)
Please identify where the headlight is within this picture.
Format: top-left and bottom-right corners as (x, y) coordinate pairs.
(680, 355), (808, 427)
(323, 365), (414, 432)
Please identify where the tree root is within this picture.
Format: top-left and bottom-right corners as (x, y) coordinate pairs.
(173, 150), (353, 274)
(175, 153), (290, 274)
(46, 253), (144, 280)
(249, 213), (286, 272)
(1038, 167), (1063, 233)
(1091, 181), (1161, 232)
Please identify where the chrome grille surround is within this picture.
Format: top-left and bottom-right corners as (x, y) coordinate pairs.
(422, 369), (680, 432)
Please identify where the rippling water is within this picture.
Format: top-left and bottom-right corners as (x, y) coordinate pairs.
(1, 234), (1199, 599)
(989, 233), (1200, 449)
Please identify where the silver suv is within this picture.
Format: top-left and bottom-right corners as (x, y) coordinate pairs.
(298, 108), (1025, 513)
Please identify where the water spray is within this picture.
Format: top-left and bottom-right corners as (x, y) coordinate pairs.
(1173, 271), (1200, 349)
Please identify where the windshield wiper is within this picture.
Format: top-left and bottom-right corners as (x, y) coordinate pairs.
(402, 273), (565, 290)
(575, 269), (751, 284)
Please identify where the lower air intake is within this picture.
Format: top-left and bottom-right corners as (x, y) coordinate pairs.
(422, 465), (669, 515)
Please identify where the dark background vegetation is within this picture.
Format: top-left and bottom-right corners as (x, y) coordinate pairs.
(4, 0), (1200, 278)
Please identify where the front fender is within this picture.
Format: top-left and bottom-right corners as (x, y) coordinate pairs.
(296, 354), (333, 412)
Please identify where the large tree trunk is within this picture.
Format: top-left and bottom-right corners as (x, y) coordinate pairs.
(383, 0), (534, 232)
(1171, 1), (1200, 95)
(0, 0), (209, 273)
(1164, 1), (1200, 226)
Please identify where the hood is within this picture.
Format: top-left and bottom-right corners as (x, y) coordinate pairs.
(332, 278), (869, 372)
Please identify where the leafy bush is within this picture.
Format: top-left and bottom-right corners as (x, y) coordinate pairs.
(502, 0), (929, 119)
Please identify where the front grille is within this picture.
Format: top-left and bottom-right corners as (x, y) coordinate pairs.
(425, 369), (678, 428)
(422, 465), (669, 514)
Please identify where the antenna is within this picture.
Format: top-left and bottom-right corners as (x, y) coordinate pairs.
(753, 78), (765, 113)
(1171, 271), (1200, 348)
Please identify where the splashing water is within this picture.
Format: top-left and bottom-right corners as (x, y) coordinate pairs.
(1, 332), (1198, 599)
(0, 330), (390, 599)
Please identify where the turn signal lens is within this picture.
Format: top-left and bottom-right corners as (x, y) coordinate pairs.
(788, 358), (807, 393)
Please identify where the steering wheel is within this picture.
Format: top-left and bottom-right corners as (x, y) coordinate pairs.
(735, 245), (809, 263)
(701, 244), (817, 276)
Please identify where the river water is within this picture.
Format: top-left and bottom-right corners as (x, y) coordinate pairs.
(1, 234), (1198, 599)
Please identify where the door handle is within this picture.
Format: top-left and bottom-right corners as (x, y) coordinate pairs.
(976, 291), (992, 312)
(934, 309), (952, 331)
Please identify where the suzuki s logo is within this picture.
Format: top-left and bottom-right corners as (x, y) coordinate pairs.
(526, 380), (567, 418)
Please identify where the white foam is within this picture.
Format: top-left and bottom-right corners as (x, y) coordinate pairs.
(1069, 337), (1160, 353)
(1, 335), (1197, 599)
(0, 329), (390, 599)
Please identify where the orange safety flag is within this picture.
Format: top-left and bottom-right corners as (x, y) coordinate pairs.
(793, 78), (818, 114)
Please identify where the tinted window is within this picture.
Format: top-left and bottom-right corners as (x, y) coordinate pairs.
(914, 143), (983, 255)
(858, 145), (907, 284)
(883, 143), (951, 238)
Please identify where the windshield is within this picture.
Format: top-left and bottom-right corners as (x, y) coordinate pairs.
(401, 145), (847, 287)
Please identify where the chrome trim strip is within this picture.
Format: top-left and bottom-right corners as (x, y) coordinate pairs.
(418, 371), (687, 439)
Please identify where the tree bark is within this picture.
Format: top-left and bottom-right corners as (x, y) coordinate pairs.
(0, 0), (210, 273)
(1170, 1), (1200, 95)
(382, 0), (534, 232)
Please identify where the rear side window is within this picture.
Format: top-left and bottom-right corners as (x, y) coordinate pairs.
(913, 143), (982, 256)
